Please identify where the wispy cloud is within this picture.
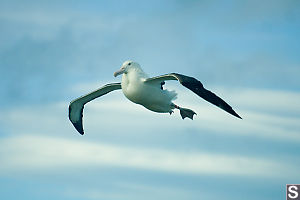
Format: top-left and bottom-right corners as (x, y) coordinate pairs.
(1, 86), (299, 142)
(0, 134), (297, 179)
(0, 86), (299, 179)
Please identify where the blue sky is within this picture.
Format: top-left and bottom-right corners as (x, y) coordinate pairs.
(0, 0), (300, 199)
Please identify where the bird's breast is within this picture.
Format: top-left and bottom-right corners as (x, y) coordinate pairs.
(121, 75), (145, 104)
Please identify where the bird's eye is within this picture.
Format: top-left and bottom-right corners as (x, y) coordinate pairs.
(128, 62), (131, 65)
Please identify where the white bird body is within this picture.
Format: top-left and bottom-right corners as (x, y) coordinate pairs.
(69, 60), (242, 135)
(120, 62), (177, 113)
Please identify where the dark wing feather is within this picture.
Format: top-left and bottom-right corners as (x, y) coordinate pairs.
(68, 83), (122, 135)
(145, 73), (242, 119)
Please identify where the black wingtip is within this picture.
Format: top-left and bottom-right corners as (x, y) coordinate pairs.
(235, 114), (242, 119)
(231, 110), (242, 119)
(218, 103), (242, 120)
(69, 101), (85, 135)
(74, 122), (84, 135)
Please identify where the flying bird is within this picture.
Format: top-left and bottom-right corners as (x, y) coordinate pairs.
(69, 60), (242, 135)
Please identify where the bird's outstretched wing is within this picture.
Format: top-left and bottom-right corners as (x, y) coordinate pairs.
(144, 73), (242, 119)
(69, 83), (122, 135)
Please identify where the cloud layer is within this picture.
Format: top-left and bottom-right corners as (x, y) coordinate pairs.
(1, 87), (299, 180)
(1, 134), (297, 179)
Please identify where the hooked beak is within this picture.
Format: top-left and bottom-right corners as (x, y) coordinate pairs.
(113, 68), (125, 77)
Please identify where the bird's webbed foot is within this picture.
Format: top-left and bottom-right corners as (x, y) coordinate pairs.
(179, 108), (196, 120)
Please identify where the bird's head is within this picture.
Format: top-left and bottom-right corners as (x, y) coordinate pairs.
(114, 60), (142, 77)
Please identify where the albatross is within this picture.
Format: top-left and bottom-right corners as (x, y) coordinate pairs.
(69, 60), (242, 135)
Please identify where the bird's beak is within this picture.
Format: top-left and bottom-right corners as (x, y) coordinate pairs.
(114, 68), (125, 77)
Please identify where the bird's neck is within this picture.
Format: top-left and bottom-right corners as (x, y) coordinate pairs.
(122, 68), (147, 87)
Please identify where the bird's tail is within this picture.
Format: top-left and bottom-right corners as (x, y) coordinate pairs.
(166, 90), (177, 101)
(179, 107), (196, 120)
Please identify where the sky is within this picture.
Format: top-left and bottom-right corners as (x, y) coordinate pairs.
(0, 0), (300, 199)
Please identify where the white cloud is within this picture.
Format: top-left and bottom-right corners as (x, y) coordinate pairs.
(0, 86), (299, 182)
(1, 86), (299, 142)
(0, 135), (296, 179)
(65, 181), (195, 200)
(226, 88), (300, 114)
